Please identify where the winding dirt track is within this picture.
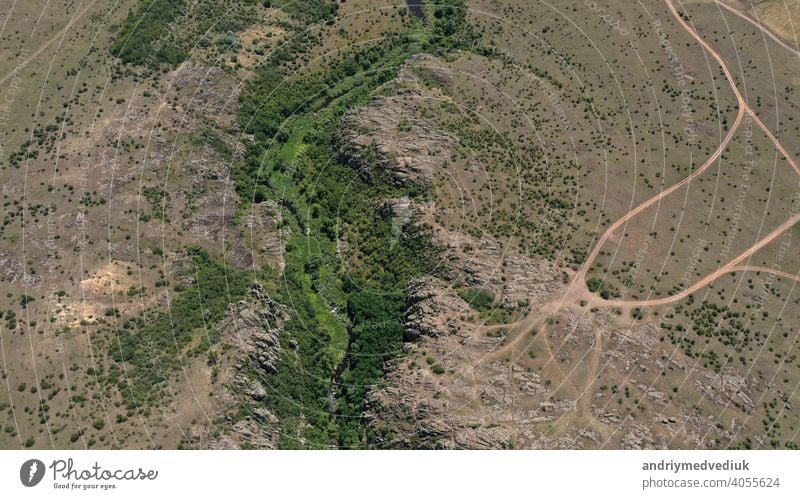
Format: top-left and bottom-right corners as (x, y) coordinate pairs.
(730, 265), (800, 282)
(472, 0), (800, 446)
(573, 0), (800, 309)
(604, 213), (800, 308)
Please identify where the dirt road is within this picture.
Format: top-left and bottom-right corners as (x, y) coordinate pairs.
(573, 0), (800, 309)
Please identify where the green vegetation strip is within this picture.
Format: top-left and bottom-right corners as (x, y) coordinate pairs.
(111, 0), (482, 448)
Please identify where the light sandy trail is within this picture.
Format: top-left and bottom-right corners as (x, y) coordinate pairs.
(730, 265), (800, 282)
(573, 0), (800, 307)
(0, 0), (100, 87)
(492, 0), (800, 445)
(602, 212), (800, 308)
(714, 0), (800, 59)
(573, 108), (741, 282)
(670, 0), (800, 176)
(664, 0), (800, 177)
(575, 0), (748, 283)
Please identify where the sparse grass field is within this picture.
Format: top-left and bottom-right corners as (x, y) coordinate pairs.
(0, 0), (284, 449)
(588, 121), (800, 299)
(749, 0), (800, 47)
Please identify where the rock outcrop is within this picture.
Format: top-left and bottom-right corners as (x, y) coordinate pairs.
(434, 229), (563, 307)
(205, 284), (286, 449)
(337, 56), (458, 187)
(404, 276), (471, 340)
(241, 200), (289, 271)
(337, 94), (458, 186)
(171, 63), (241, 120)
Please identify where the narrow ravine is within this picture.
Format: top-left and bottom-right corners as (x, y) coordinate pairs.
(327, 329), (354, 448)
(328, 341), (351, 416)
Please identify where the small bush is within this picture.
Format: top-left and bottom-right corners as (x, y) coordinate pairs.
(587, 277), (603, 293)
(457, 288), (495, 312)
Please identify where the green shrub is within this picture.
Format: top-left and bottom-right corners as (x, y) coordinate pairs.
(457, 288), (495, 312)
(587, 277), (603, 293)
(19, 294), (34, 308)
(109, 247), (251, 408)
(111, 0), (187, 67)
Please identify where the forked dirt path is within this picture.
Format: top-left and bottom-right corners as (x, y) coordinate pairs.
(665, 0), (800, 176)
(439, 0), (800, 447)
(465, 0), (800, 445)
(730, 265), (800, 282)
(602, 213), (800, 309)
(572, 0), (800, 309)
